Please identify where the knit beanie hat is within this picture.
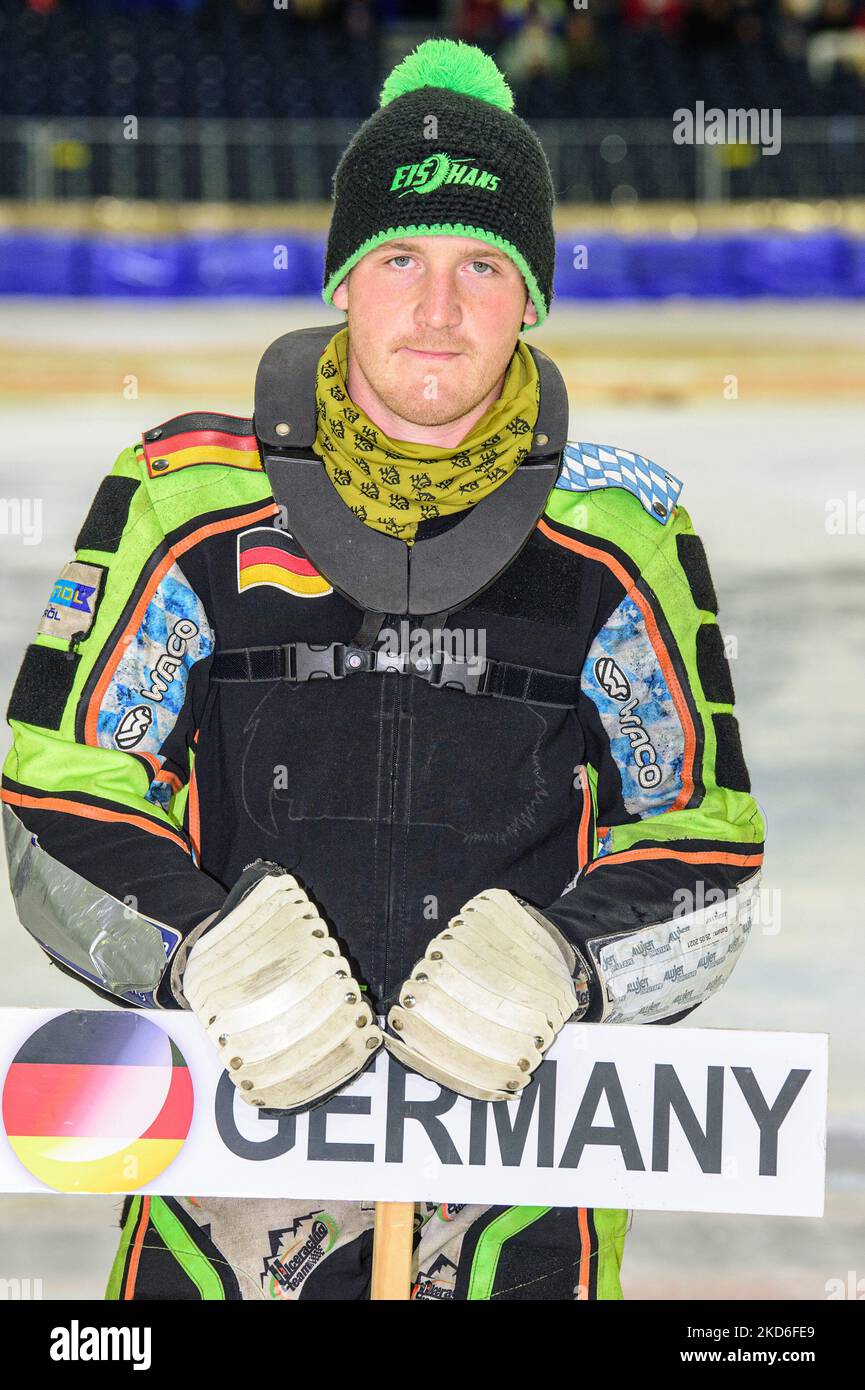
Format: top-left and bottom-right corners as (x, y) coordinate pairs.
(321, 38), (556, 331)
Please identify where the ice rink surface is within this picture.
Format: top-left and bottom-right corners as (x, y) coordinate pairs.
(0, 298), (863, 1299)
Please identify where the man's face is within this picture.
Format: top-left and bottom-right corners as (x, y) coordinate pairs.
(331, 235), (538, 427)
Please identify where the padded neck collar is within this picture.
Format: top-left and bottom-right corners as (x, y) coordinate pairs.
(253, 324), (568, 618)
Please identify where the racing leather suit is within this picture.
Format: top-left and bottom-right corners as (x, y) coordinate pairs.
(2, 325), (764, 1300)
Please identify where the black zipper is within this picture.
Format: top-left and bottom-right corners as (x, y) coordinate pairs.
(379, 537), (420, 993)
(380, 528), (418, 998)
(378, 608), (406, 999)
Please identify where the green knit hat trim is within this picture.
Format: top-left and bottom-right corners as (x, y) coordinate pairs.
(321, 223), (547, 332)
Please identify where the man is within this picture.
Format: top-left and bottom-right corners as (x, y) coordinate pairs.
(2, 39), (764, 1300)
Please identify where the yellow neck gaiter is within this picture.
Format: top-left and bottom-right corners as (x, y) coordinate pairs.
(313, 327), (540, 546)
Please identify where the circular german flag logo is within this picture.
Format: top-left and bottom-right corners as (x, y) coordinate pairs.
(238, 526), (333, 597)
(2, 1011), (193, 1193)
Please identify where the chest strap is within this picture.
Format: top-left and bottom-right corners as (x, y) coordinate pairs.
(210, 642), (582, 708)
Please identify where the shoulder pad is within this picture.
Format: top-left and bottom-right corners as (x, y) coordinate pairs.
(558, 442), (683, 525)
(141, 412), (261, 480)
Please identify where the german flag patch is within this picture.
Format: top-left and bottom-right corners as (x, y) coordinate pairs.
(237, 526), (333, 598)
(141, 413), (262, 479)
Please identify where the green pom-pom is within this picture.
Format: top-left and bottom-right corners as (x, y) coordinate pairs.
(379, 38), (514, 113)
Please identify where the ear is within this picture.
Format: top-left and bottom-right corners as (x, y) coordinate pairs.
(332, 278), (349, 310)
(523, 295), (539, 326)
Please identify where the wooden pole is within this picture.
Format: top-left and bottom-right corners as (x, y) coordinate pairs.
(371, 1201), (415, 1300)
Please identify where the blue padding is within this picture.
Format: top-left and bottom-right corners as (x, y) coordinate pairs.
(553, 235), (636, 299)
(188, 233), (322, 296)
(88, 238), (197, 296)
(0, 233), (91, 295)
(1, 229), (863, 299)
(843, 237), (865, 294)
(731, 232), (849, 297)
(624, 236), (737, 298)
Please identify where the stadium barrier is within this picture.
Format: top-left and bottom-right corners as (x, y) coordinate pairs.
(1, 226), (863, 298)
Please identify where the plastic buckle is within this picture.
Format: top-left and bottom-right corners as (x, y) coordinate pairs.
(342, 646), (375, 676)
(287, 643), (348, 682)
(372, 647), (411, 675)
(428, 653), (489, 695)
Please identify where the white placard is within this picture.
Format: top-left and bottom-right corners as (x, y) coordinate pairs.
(0, 1009), (827, 1216)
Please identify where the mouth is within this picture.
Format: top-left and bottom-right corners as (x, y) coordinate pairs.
(399, 347), (462, 360)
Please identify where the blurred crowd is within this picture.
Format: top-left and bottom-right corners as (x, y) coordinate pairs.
(14, 0), (865, 53)
(18, 0), (865, 49)
(453, 1), (865, 85)
(6, 0), (865, 117)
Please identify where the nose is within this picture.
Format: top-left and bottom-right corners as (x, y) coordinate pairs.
(414, 265), (462, 332)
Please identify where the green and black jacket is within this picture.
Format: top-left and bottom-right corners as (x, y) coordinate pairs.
(2, 344), (764, 1014)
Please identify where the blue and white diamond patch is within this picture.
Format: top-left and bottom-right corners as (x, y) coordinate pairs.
(557, 443), (683, 524)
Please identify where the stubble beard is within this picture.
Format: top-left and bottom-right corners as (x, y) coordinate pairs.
(367, 356), (504, 430)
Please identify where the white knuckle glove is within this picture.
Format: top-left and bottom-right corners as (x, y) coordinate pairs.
(384, 888), (590, 1102)
(182, 861), (382, 1113)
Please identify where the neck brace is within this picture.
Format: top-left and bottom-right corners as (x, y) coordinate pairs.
(253, 325), (569, 619)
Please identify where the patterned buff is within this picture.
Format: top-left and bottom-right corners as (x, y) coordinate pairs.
(313, 327), (540, 545)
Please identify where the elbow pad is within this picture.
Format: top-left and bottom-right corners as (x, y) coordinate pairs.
(584, 871), (761, 1023)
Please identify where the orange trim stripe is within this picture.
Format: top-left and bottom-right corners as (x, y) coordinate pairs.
(537, 517), (697, 812)
(152, 769), (183, 795)
(575, 765), (592, 870)
(137, 749), (161, 777)
(85, 502), (278, 747)
(584, 846), (763, 875)
(1, 788), (189, 855)
(577, 1207), (591, 1299)
(124, 1196), (150, 1300)
(187, 729), (201, 865)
